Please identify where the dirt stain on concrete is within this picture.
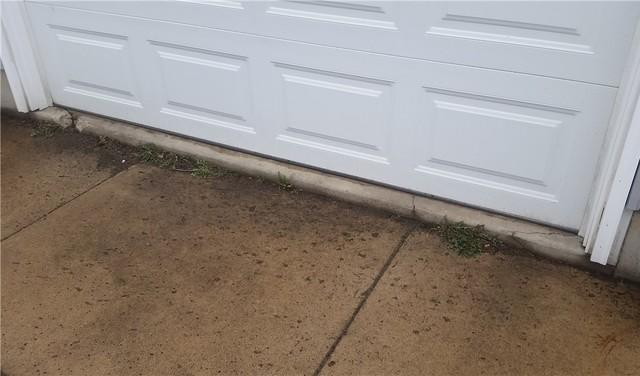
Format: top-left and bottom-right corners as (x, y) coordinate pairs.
(2, 114), (640, 376)
(1, 115), (140, 238)
(323, 230), (640, 376)
(2, 160), (412, 375)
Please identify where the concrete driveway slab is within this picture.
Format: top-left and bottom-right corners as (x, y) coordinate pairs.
(1, 117), (127, 238)
(1, 164), (412, 376)
(322, 230), (640, 376)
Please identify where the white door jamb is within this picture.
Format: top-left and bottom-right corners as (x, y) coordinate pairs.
(585, 19), (640, 264)
(1, 0), (50, 112)
(590, 99), (640, 264)
(2, 24), (29, 112)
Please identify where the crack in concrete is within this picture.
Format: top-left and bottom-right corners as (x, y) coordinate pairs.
(1, 172), (119, 242)
(312, 224), (419, 376)
(65, 108), (78, 128)
(1, 110), (113, 242)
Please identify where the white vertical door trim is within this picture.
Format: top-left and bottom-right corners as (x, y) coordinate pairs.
(581, 20), (640, 254)
(1, 24), (29, 112)
(590, 94), (640, 264)
(1, 0), (50, 111)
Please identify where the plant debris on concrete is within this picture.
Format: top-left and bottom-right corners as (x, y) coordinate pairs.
(435, 221), (503, 257)
(277, 172), (295, 192)
(138, 144), (234, 178)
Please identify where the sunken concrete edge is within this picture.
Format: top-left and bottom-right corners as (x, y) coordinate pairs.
(22, 107), (612, 275)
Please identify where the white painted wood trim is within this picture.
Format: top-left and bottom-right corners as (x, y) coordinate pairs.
(1, 24), (29, 112)
(590, 94), (640, 264)
(581, 19), (640, 260)
(1, 0), (50, 111)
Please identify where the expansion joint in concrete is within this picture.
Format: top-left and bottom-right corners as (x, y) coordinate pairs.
(312, 224), (419, 376)
(0, 172), (118, 242)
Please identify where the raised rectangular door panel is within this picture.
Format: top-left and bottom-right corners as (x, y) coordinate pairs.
(411, 2), (640, 87)
(54, 25), (140, 107)
(26, 3), (622, 230)
(411, 91), (576, 226)
(427, 98), (560, 186)
(152, 41), (255, 135)
(273, 62), (394, 165)
(39, 0), (257, 34)
(33, 19), (148, 123)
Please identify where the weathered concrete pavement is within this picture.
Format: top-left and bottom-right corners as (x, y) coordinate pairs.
(1, 120), (115, 238)
(322, 231), (640, 376)
(2, 116), (639, 376)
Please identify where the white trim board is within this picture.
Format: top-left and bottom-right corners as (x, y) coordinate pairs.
(590, 100), (640, 264)
(1, 0), (50, 111)
(583, 19), (640, 265)
(1, 25), (29, 112)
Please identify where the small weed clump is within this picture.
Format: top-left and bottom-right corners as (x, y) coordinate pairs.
(191, 160), (212, 178)
(139, 144), (175, 167)
(30, 124), (57, 138)
(137, 144), (230, 179)
(436, 221), (502, 257)
(277, 173), (294, 191)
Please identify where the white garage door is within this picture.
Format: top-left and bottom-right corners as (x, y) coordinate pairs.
(26, 1), (640, 230)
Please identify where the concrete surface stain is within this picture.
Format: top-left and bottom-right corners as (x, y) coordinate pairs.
(2, 115), (639, 376)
